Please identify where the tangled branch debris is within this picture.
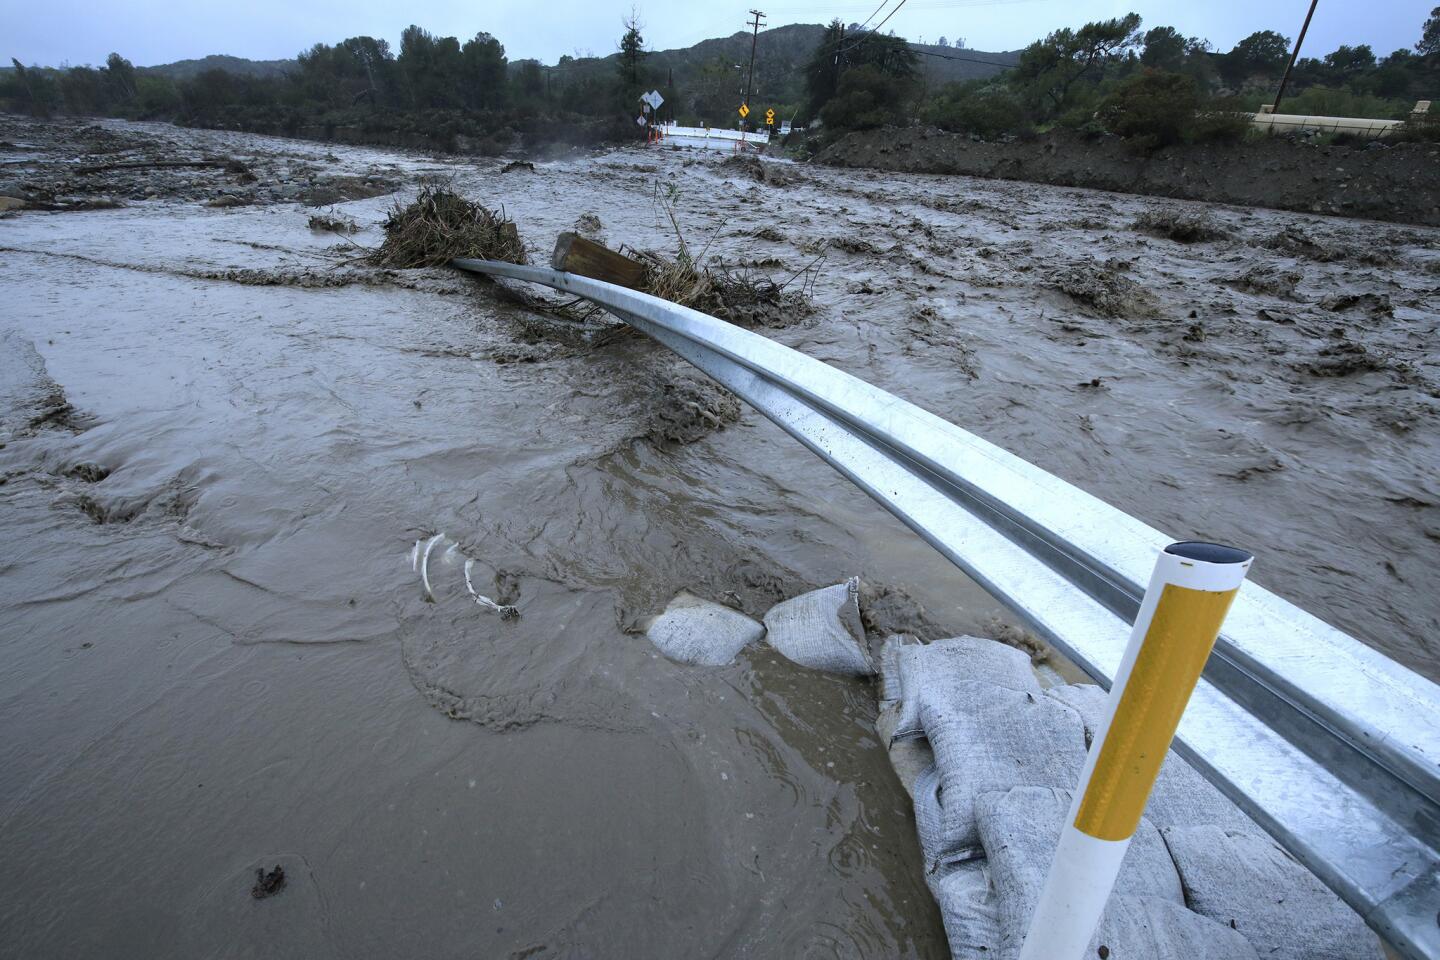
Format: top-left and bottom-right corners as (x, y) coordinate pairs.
(623, 184), (818, 328)
(621, 246), (819, 329)
(370, 186), (526, 268)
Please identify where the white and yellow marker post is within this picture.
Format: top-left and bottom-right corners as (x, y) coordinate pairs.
(1017, 541), (1253, 960)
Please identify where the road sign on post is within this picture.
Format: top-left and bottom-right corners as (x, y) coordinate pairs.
(765, 108), (775, 127)
(738, 103), (750, 119)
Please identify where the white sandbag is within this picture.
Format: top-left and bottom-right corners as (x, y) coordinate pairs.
(643, 591), (765, 666)
(1086, 896), (1260, 960)
(878, 634), (919, 705)
(912, 763), (952, 870)
(891, 636), (1042, 742)
(762, 577), (873, 675)
(974, 786), (1253, 960)
(1045, 683), (1259, 834)
(929, 859), (1002, 958)
(1163, 825), (1386, 960)
(975, 786), (1184, 932)
(877, 702), (934, 798)
(921, 686), (1087, 860)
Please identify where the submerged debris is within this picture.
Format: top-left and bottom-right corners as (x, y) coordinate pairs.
(371, 187), (526, 268)
(642, 370), (742, 446)
(411, 533), (520, 618)
(1262, 227), (1386, 265)
(719, 154), (799, 186)
(1302, 340), (1391, 378)
(1049, 260), (1149, 318)
(1318, 292), (1394, 318)
(307, 210), (359, 234)
(251, 865), (286, 899)
(1225, 265), (1301, 299)
(1132, 209), (1228, 244)
(574, 212), (603, 237)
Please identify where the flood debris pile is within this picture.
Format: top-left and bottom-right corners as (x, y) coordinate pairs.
(0, 116), (399, 211)
(876, 636), (1386, 960)
(371, 187), (527, 268)
(635, 251), (817, 329)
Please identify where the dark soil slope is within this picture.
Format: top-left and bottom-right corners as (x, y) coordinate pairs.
(815, 127), (1440, 226)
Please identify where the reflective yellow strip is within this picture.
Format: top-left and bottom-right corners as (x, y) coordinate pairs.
(1074, 583), (1239, 841)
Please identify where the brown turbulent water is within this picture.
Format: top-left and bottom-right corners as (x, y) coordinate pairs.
(0, 119), (1436, 959)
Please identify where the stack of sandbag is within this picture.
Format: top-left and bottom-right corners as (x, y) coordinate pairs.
(877, 634), (1386, 960)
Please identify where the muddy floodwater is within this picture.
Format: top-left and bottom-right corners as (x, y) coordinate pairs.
(1, 118), (1437, 958)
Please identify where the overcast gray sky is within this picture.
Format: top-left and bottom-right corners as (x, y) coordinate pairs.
(7, 0), (1435, 68)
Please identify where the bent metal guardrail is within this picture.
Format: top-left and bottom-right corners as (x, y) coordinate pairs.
(452, 257), (1440, 959)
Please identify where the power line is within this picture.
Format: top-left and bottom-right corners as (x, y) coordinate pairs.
(910, 47), (1015, 67)
(869, 0), (910, 35)
(768, 0), (1050, 12)
(830, 0), (909, 58)
(851, 0), (894, 33)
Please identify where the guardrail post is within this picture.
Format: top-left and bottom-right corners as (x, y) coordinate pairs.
(1017, 541), (1253, 960)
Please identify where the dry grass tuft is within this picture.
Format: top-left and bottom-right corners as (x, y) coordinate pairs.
(371, 186), (526, 268)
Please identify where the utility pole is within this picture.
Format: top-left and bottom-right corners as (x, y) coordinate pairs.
(743, 9), (766, 129)
(1272, 0), (1319, 113)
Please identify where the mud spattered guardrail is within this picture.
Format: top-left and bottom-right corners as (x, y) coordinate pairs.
(451, 257), (1440, 959)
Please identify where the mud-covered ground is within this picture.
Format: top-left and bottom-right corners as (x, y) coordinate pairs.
(1, 116), (1437, 958)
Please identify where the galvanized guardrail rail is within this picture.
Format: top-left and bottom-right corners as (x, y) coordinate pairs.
(452, 257), (1440, 959)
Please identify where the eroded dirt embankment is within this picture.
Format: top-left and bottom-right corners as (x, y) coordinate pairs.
(814, 127), (1440, 226)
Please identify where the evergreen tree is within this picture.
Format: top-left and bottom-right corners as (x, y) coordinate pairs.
(618, 10), (647, 90)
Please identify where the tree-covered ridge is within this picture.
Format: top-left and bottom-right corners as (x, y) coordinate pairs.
(807, 8), (1439, 147)
(2, 8), (1435, 151)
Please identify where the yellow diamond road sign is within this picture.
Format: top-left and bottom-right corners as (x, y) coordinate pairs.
(765, 108), (775, 124)
(738, 103), (750, 119)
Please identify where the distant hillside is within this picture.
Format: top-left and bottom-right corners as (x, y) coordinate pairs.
(523, 22), (1016, 120)
(11, 26), (1008, 100)
(908, 42), (1019, 85)
(139, 55), (294, 80)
